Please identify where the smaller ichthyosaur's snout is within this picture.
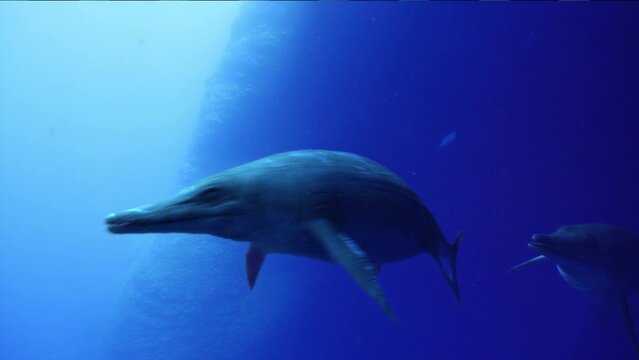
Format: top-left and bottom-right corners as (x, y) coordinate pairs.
(528, 233), (554, 252)
(528, 229), (593, 265)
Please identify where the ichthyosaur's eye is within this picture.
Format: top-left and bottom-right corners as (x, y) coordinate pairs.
(199, 187), (221, 198)
(198, 186), (235, 204)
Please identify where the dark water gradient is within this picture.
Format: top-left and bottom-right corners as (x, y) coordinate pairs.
(112, 3), (639, 359)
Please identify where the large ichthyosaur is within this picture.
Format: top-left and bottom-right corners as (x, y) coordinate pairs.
(511, 223), (639, 356)
(106, 150), (461, 318)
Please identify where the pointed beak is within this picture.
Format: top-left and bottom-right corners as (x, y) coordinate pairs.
(105, 206), (153, 233)
(104, 201), (190, 234)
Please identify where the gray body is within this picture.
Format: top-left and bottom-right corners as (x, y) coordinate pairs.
(106, 150), (461, 317)
(512, 223), (639, 356)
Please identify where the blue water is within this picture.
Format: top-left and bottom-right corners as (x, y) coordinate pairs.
(2, 2), (639, 360)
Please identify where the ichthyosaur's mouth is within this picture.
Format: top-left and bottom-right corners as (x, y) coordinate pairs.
(105, 210), (206, 234)
(106, 217), (152, 233)
(105, 197), (242, 236)
(106, 211), (155, 233)
(528, 233), (552, 252)
(105, 204), (190, 234)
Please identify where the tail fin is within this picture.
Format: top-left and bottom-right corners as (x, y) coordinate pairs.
(435, 230), (463, 303)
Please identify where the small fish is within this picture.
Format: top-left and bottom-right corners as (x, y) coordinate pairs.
(438, 132), (457, 148)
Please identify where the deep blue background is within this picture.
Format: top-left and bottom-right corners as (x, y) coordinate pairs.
(114, 3), (639, 360)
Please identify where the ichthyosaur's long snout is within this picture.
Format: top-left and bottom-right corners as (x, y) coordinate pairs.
(105, 181), (251, 238)
(528, 231), (590, 263)
(105, 200), (215, 234)
(106, 206), (152, 234)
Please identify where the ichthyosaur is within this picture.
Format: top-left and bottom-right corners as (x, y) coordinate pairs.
(511, 223), (639, 357)
(106, 150), (462, 318)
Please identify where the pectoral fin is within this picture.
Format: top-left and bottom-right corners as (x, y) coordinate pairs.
(507, 255), (547, 273)
(246, 245), (266, 289)
(307, 219), (394, 319)
(620, 295), (639, 358)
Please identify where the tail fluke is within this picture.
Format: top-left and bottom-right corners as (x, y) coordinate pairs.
(436, 230), (463, 303)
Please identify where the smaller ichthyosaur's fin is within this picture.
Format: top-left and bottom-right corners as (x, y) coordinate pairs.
(307, 218), (395, 320)
(246, 244), (266, 289)
(620, 295), (639, 359)
(508, 255), (547, 274)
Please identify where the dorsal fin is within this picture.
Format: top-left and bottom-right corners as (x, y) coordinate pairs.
(246, 245), (266, 289)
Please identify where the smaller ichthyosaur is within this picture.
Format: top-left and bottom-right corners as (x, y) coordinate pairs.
(511, 224), (639, 357)
(106, 150), (462, 318)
